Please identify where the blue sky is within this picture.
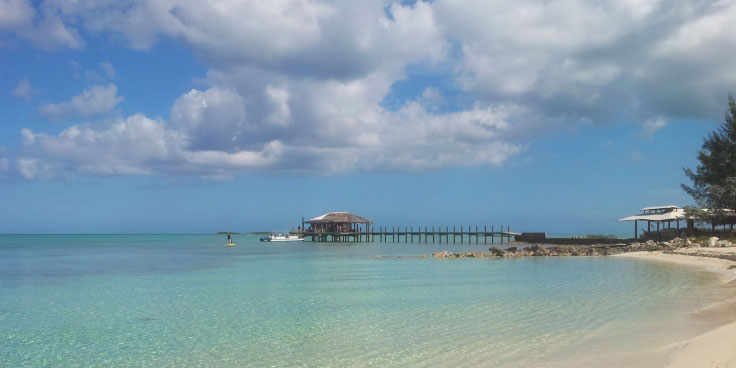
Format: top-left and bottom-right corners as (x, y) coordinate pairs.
(1, 0), (735, 235)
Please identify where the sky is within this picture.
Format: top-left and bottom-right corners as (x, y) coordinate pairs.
(1, 0), (736, 235)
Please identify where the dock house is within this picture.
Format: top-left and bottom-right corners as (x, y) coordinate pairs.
(303, 212), (373, 241)
(619, 205), (687, 241)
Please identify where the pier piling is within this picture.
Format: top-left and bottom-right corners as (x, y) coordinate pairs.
(302, 224), (515, 244)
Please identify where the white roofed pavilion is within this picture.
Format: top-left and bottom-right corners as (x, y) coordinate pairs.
(619, 205), (687, 240)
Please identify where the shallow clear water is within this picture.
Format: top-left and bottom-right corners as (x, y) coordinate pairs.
(0, 235), (732, 367)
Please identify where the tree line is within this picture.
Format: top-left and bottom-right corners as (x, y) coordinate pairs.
(682, 95), (736, 230)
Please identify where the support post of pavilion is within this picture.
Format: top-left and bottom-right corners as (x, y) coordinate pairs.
(634, 220), (638, 240)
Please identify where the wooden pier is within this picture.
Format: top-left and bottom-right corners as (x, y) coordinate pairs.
(305, 225), (519, 244)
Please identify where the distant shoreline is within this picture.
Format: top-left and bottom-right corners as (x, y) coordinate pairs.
(214, 232), (270, 235)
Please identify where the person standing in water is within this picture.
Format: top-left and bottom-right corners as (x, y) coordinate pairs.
(227, 234), (232, 243)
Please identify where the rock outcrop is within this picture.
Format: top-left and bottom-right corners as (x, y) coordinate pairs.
(516, 248), (533, 257)
(707, 237), (719, 247)
(489, 247), (508, 257)
(427, 237), (734, 260)
(548, 245), (572, 256)
(531, 244), (550, 256)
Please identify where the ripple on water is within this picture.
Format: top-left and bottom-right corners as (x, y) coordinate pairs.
(0, 235), (730, 367)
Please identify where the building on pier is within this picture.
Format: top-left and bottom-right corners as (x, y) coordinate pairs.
(303, 212), (373, 234)
(301, 211), (514, 243)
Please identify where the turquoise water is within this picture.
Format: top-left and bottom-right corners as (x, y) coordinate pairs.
(0, 235), (732, 367)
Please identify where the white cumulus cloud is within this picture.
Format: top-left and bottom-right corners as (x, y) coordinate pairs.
(639, 117), (667, 139)
(435, 0), (736, 126)
(0, 0), (83, 50)
(170, 87), (247, 151)
(11, 0), (736, 179)
(12, 78), (37, 101)
(40, 84), (123, 120)
(18, 81), (522, 178)
(100, 62), (115, 79)
(18, 112), (285, 178)
(264, 85), (291, 126)
(0, 0), (34, 29)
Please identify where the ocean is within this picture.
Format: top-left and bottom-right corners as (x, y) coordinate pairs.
(1, 234), (733, 367)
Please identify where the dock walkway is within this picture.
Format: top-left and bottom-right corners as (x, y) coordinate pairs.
(306, 225), (519, 244)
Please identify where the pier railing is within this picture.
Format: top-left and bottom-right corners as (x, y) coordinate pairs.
(305, 225), (519, 244)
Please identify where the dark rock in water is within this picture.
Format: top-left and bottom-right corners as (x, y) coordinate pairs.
(506, 247), (518, 253)
(531, 244), (550, 256)
(489, 247), (508, 257)
(464, 251), (475, 258)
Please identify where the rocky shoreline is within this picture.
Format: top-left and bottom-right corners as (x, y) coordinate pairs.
(428, 236), (736, 263)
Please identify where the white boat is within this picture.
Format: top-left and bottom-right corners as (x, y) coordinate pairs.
(260, 232), (304, 242)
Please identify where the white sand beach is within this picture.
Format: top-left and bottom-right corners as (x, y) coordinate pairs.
(616, 251), (736, 368)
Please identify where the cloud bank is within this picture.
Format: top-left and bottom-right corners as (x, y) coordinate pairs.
(0, 0), (83, 50)
(7, 0), (736, 178)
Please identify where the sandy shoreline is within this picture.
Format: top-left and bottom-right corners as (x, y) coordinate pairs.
(615, 251), (736, 368)
(615, 251), (736, 283)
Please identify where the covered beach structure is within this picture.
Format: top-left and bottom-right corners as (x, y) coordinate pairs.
(619, 205), (688, 241)
(303, 212), (373, 241)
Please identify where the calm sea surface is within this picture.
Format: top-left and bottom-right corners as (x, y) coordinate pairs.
(0, 234), (733, 367)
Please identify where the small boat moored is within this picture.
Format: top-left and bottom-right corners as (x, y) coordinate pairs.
(260, 232), (304, 242)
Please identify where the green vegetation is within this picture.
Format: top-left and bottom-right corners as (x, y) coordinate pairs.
(682, 95), (736, 229)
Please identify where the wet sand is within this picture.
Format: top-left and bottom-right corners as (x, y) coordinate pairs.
(616, 251), (736, 368)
